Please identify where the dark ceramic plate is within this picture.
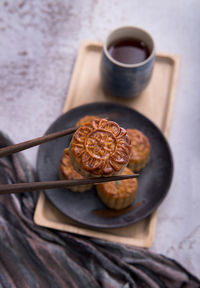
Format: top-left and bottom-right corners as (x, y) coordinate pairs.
(37, 102), (173, 229)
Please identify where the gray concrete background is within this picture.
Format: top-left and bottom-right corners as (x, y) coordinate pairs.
(0, 0), (199, 278)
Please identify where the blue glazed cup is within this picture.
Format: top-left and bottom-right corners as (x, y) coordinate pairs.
(100, 26), (155, 99)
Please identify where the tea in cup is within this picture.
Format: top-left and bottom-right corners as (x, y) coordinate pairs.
(100, 26), (155, 99)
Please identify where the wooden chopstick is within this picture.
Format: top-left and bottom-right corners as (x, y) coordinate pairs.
(0, 127), (78, 158)
(0, 174), (139, 195)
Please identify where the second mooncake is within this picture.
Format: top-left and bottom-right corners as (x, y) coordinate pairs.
(75, 115), (101, 127)
(59, 148), (93, 192)
(96, 167), (138, 210)
(127, 129), (151, 172)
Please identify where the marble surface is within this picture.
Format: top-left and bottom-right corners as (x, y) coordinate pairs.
(0, 0), (200, 279)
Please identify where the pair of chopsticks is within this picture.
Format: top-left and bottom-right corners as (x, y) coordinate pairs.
(0, 127), (139, 195)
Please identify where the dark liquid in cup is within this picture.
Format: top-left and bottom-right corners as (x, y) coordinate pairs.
(108, 38), (151, 65)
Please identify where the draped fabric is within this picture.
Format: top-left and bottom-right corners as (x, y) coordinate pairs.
(0, 132), (199, 288)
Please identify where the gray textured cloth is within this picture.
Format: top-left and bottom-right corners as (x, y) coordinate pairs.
(0, 132), (199, 288)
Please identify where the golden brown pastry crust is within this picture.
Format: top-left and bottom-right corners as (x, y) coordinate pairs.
(59, 148), (93, 192)
(96, 167), (138, 210)
(69, 119), (131, 177)
(75, 115), (101, 127)
(127, 129), (151, 172)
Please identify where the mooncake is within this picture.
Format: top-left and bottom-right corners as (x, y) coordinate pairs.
(69, 118), (131, 177)
(59, 148), (93, 192)
(96, 167), (138, 210)
(127, 129), (151, 172)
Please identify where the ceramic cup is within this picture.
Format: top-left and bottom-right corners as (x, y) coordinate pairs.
(100, 26), (155, 99)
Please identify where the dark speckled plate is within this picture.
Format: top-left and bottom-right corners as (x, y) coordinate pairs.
(37, 102), (173, 229)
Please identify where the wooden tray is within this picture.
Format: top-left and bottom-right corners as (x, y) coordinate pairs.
(34, 41), (180, 247)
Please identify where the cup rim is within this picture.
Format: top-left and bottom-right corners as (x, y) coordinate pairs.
(103, 25), (155, 68)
